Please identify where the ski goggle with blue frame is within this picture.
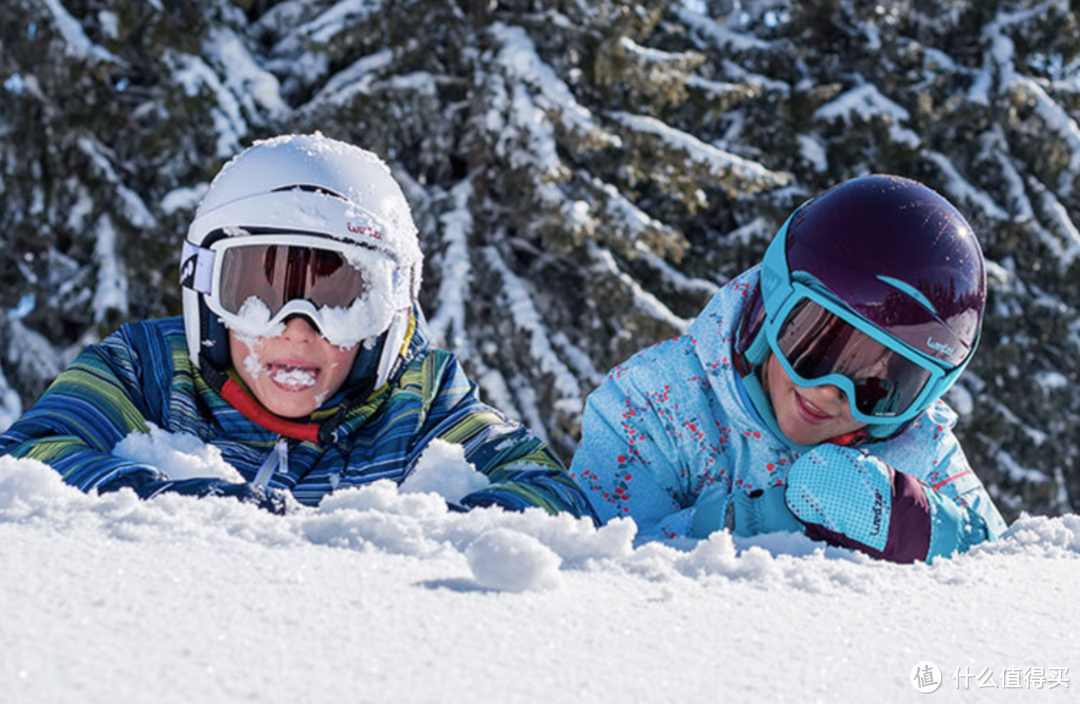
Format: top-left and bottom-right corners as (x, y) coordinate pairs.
(766, 282), (962, 425)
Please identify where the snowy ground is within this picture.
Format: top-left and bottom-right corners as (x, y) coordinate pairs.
(2, 451), (1078, 704)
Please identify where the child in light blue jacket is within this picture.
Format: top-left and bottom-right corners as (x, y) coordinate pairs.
(571, 175), (1006, 563)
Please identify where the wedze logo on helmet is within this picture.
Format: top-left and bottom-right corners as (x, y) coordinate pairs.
(347, 221), (383, 240)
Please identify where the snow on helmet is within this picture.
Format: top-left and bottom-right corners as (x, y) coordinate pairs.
(737, 174), (986, 440)
(181, 134), (423, 394)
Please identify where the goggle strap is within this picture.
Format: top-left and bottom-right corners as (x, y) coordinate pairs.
(742, 325), (771, 370)
(181, 241), (216, 295)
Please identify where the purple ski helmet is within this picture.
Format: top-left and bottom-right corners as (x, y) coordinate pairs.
(737, 174), (986, 437)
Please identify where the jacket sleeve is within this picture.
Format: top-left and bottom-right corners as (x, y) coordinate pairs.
(406, 351), (597, 521)
(905, 402), (1008, 540)
(877, 400), (1007, 547)
(0, 327), (166, 492)
(569, 361), (709, 543)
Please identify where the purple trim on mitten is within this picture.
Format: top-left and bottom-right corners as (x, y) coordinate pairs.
(803, 467), (932, 564)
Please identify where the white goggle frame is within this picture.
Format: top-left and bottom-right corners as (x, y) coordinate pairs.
(182, 233), (411, 349)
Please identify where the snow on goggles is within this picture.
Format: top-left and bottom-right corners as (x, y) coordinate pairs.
(767, 284), (954, 424)
(182, 234), (408, 348)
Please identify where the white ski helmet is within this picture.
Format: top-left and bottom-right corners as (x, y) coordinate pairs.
(181, 134), (423, 393)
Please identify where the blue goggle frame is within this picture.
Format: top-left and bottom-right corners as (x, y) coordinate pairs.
(766, 283), (963, 425)
(759, 215), (968, 426)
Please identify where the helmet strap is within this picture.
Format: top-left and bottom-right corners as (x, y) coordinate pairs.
(374, 307), (414, 390)
(865, 419), (909, 440)
(200, 298), (232, 370)
(341, 336), (382, 395)
(734, 281), (769, 371)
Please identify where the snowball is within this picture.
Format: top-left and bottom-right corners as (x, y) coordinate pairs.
(113, 424), (244, 482)
(465, 528), (562, 592)
(400, 439), (490, 504)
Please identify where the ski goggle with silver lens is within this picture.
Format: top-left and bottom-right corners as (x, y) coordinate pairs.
(766, 283), (957, 424)
(217, 242), (368, 316)
(181, 234), (409, 348)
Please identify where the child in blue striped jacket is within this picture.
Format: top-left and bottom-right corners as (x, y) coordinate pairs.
(0, 134), (594, 518)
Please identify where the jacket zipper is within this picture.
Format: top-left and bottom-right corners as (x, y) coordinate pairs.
(252, 437), (289, 489)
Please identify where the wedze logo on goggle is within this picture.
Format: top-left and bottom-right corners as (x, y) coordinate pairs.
(926, 337), (955, 358)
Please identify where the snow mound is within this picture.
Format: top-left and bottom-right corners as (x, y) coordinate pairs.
(399, 438), (490, 503)
(990, 513), (1080, 556)
(1, 446), (1078, 593)
(466, 528), (562, 592)
(113, 424), (245, 482)
(0, 455), (93, 519)
(3, 450), (1080, 703)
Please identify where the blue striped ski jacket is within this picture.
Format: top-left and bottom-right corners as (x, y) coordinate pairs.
(0, 314), (594, 517)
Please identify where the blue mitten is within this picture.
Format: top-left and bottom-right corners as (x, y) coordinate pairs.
(784, 445), (986, 563)
(785, 445), (896, 553)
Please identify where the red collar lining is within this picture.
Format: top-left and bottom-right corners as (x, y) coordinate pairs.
(219, 378), (322, 443)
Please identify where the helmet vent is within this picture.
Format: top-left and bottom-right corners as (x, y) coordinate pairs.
(877, 275), (938, 315)
(271, 184), (348, 201)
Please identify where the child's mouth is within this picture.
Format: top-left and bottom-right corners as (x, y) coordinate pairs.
(268, 363), (320, 391)
(794, 390), (833, 424)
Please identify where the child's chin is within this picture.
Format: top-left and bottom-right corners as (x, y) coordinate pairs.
(778, 417), (821, 447)
(262, 393), (319, 419)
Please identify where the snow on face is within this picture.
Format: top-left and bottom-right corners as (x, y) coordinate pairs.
(228, 320), (358, 418)
(227, 297), (286, 339)
(241, 337), (266, 378)
(270, 366), (318, 389)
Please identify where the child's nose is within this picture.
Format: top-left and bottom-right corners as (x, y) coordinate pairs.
(281, 315), (319, 341)
(814, 384), (847, 406)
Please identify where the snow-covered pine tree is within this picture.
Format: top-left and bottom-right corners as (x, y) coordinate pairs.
(1, 0), (1076, 520)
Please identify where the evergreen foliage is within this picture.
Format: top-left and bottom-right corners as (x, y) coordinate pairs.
(1, 0), (1077, 520)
